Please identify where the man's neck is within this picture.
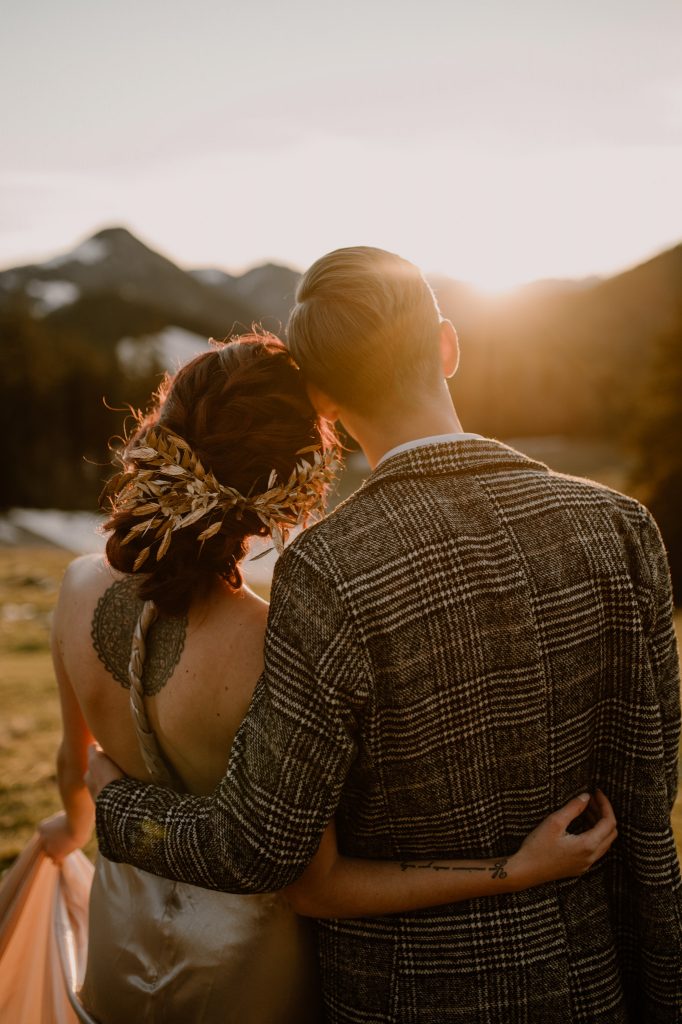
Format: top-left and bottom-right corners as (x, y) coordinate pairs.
(344, 387), (465, 470)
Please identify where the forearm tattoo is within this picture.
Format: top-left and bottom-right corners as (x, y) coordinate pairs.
(400, 858), (509, 879)
(91, 577), (187, 695)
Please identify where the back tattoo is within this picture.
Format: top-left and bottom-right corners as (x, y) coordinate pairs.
(91, 577), (187, 696)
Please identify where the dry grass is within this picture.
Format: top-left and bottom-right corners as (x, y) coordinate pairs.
(0, 547), (76, 868)
(0, 547), (681, 874)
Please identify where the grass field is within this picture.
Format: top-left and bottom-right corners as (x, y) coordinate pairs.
(1, 545), (681, 873)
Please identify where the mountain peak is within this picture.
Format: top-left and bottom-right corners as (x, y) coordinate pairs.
(90, 225), (137, 243)
(86, 225), (163, 258)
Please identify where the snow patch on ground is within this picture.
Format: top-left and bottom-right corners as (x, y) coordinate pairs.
(117, 326), (208, 375)
(7, 509), (106, 554)
(25, 279), (80, 314)
(4, 509), (277, 587)
(159, 327), (210, 370)
(44, 237), (109, 269)
(116, 337), (158, 375)
(0, 518), (22, 544)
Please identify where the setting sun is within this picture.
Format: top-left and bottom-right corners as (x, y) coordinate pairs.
(1, 4), (680, 289)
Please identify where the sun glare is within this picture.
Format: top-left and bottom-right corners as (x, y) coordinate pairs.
(458, 256), (542, 296)
(466, 273), (530, 297)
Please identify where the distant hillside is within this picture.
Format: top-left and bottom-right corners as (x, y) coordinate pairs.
(0, 228), (286, 369)
(433, 245), (682, 439)
(3, 228), (680, 594)
(1, 225), (681, 441)
(191, 263), (300, 328)
(0, 229), (305, 509)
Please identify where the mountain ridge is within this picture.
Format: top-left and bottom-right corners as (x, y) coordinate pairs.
(1, 225), (680, 440)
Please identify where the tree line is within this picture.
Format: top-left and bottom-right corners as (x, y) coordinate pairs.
(0, 301), (159, 511)
(1, 302), (680, 603)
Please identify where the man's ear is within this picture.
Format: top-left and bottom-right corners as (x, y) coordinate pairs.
(305, 381), (341, 423)
(439, 320), (459, 379)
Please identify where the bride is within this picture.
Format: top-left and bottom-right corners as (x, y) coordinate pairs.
(37, 333), (616, 1022)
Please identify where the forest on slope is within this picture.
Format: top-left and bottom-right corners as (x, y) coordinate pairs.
(1, 229), (680, 598)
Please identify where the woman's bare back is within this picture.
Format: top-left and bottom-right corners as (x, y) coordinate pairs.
(55, 559), (322, 1024)
(54, 553), (269, 795)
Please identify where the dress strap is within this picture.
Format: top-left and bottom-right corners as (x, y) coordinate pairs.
(128, 601), (175, 787)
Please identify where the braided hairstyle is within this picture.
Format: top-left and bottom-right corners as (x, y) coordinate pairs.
(104, 333), (336, 617)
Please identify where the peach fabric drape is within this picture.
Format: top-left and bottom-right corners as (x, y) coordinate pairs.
(0, 834), (96, 1024)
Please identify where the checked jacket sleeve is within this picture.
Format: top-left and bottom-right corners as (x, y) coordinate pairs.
(638, 510), (681, 812)
(95, 543), (372, 892)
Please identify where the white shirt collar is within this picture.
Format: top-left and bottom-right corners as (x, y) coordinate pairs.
(377, 432), (484, 467)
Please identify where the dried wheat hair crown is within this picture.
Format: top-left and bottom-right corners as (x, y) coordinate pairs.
(101, 425), (340, 571)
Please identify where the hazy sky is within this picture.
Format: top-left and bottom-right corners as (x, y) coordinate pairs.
(2, 0), (681, 288)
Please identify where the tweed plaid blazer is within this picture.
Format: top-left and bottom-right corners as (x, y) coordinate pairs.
(97, 439), (682, 1023)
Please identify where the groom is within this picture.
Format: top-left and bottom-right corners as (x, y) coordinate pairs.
(90, 247), (681, 1021)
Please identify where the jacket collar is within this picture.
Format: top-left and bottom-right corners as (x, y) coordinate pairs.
(360, 438), (549, 493)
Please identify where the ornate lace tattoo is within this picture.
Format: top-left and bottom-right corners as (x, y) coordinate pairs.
(91, 576), (187, 696)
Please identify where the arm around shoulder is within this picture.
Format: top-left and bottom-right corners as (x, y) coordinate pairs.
(96, 545), (371, 893)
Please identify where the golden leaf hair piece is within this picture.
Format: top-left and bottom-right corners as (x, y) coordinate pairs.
(102, 426), (341, 570)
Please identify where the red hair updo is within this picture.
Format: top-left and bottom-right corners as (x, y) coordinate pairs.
(104, 333), (337, 617)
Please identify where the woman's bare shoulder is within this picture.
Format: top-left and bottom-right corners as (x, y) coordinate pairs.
(62, 552), (116, 584)
(57, 554), (123, 616)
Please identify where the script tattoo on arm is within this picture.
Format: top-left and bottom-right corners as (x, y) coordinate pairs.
(399, 858), (509, 879)
(91, 577), (187, 696)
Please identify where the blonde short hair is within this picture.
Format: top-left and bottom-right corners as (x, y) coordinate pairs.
(286, 247), (443, 412)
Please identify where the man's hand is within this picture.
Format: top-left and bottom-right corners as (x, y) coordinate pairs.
(85, 743), (125, 800)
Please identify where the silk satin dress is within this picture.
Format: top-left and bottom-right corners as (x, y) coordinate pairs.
(79, 603), (322, 1024)
(80, 859), (321, 1023)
